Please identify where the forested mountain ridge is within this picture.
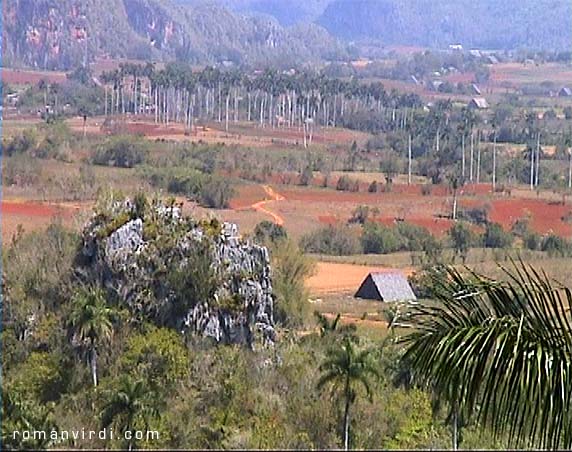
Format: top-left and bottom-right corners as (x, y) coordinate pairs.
(2, 0), (347, 70)
(4, 0), (571, 71)
(318, 0), (572, 51)
(178, 0), (572, 51)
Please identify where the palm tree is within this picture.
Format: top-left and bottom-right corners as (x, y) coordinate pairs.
(101, 377), (159, 451)
(315, 311), (342, 336)
(314, 311), (357, 338)
(69, 287), (116, 387)
(317, 337), (379, 450)
(399, 262), (572, 449)
(447, 172), (462, 220)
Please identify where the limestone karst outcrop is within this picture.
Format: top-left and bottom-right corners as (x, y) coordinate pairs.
(76, 195), (275, 347)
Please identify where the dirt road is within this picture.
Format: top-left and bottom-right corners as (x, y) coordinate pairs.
(250, 185), (285, 226)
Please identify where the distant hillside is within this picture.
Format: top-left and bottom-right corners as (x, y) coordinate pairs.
(173, 0), (572, 52)
(5, 0), (570, 72)
(174, 0), (331, 26)
(2, 0), (347, 70)
(317, 0), (572, 51)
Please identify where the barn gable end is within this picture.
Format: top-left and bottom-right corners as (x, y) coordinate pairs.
(354, 272), (417, 302)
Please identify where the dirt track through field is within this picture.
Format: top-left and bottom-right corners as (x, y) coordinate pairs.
(249, 185), (285, 226)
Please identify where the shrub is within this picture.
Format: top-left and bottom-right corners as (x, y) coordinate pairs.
(395, 222), (433, 252)
(511, 216), (532, 237)
(299, 166), (313, 186)
(361, 223), (404, 254)
(448, 222), (475, 263)
(144, 168), (234, 209)
(300, 225), (361, 256)
(349, 205), (378, 225)
(5, 128), (39, 156)
(4, 155), (42, 186)
(271, 240), (314, 328)
(421, 234), (443, 263)
(92, 136), (147, 168)
(336, 175), (359, 192)
(253, 221), (287, 245)
(524, 232), (541, 250)
(199, 177), (235, 209)
(541, 234), (571, 256)
(483, 223), (514, 248)
(463, 207), (489, 225)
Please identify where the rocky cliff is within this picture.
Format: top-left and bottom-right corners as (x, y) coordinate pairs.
(2, 0), (346, 70)
(76, 195), (275, 347)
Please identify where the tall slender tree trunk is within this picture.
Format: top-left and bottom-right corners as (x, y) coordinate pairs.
(492, 131), (497, 191)
(535, 132), (540, 187)
(343, 390), (351, 451)
(452, 402), (459, 450)
(470, 131), (474, 182)
(461, 134), (466, 178)
(408, 134), (412, 185)
(568, 149), (572, 189)
(91, 343), (98, 387)
(225, 94), (230, 132)
(476, 131), (481, 184)
(530, 138), (535, 190)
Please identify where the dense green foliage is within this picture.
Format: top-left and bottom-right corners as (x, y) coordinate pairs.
(2, 213), (499, 450)
(401, 263), (572, 449)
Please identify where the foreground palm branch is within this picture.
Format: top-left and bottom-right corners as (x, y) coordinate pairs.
(398, 262), (572, 449)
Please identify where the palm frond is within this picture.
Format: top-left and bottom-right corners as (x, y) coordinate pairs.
(400, 261), (572, 449)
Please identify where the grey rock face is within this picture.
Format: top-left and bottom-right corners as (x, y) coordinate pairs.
(105, 219), (144, 265)
(79, 199), (275, 347)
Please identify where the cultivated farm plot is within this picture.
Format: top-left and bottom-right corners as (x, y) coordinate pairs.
(2, 68), (67, 85)
(65, 116), (369, 150)
(490, 62), (572, 86)
(1, 199), (83, 241)
(306, 262), (414, 296)
(227, 180), (572, 242)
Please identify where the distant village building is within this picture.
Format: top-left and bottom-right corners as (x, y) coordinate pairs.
(355, 272), (417, 302)
(468, 97), (489, 110)
(430, 80), (444, 92)
(485, 55), (499, 65)
(449, 44), (463, 51)
(559, 87), (572, 97)
(469, 49), (482, 58)
(6, 93), (20, 106)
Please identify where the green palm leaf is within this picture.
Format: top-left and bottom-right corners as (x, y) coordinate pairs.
(399, 261), (572, 449)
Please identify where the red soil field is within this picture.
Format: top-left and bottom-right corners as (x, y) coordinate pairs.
(229, 185), (271, 210)
(307, 262), (413, 295)
(2, 200), (82, 241)
(2, 200), (79, 218)
(489, 199), (572, 237)
(2, 69), (67, 85)
(121, 121), (186, 137)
